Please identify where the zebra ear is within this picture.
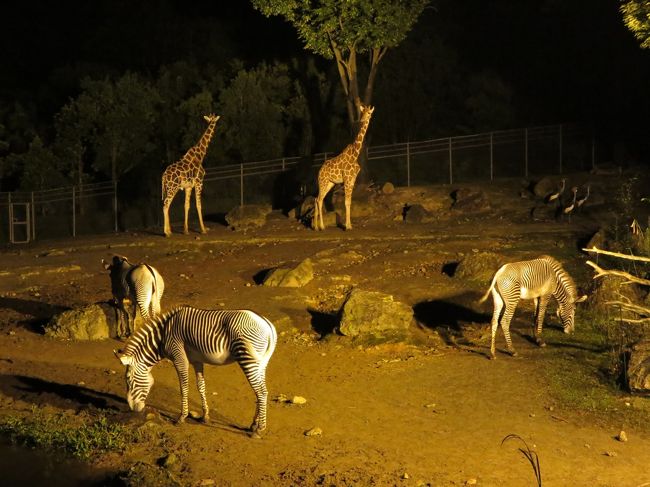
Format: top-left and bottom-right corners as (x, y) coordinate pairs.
(102, 259), (111, 271)
(114, 349), (133, 366)
(575, 295), (588, 303)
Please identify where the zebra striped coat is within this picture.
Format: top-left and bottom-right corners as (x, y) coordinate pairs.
(103, 255), (165, 337)
(115, 306), (277, 437)
(479, 255), (587, 359)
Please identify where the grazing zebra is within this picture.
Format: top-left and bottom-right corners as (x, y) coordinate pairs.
(102, 255), (165, 337)
(114, 306), (277, 438)
(478, 255), (587, 359)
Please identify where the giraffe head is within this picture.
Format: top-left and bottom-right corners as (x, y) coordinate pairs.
(203, 113), (220, 124)
(359, 103), (374, 121)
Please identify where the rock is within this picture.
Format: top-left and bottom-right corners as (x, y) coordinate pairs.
(454, 252), (505, 284)
(225, 204), (272, 230)
(291, 396), (307, 405)
(616, 430), (628, 442)
(339, 288), (413, 339)
(304, 427), (322, 436)
(403, 204), (432, 223)
(120, 461), (181, 487)
(159, 453), (180, 471)
(588, 275), (644, 316)
(585, 228), (606, 250)
(451, 188), (490, 211)
(382, 182), (395, 194)
(44, 302), (118, 340)
(198, 480), (216, 487)
(263, 258), (314, 287)
(533, 177), (556, 197)
(627, 341), (650, 394)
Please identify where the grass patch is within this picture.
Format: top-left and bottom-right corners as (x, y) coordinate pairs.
(543, 311), (650, 430)
(0, 407), (137, 459)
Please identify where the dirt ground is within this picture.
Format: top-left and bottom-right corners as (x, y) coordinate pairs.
(1, 175), (650, 486)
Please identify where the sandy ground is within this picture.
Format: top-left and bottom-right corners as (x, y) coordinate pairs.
(1, 177), (650, 486)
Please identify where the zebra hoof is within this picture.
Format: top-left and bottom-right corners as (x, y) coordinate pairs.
(174, 415), (186, 425)
(248, 429), (263, 439)
(510, 351), (519, 358)
(536, 339), (546, 347)
(489, 354), (496, 360)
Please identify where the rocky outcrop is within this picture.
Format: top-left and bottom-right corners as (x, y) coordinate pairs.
(45, 302), (118, 340)
(225, 205), (272, 230)
(339, 288), (413, 339)
(454, 252), (505, 284)
(263, 258), (314, 288)
(451, 188), (490, 212)
(628, 342), (650, 394)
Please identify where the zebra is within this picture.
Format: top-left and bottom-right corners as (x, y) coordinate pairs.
(114, 305), (277, 438)
(478, 255), (587, 359)
(102, 255), (165, 337)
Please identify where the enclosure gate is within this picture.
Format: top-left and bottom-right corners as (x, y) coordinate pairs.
(9, 202), (31, 243)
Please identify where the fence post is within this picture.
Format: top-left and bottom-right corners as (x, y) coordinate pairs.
(113, 181), (118, 233)
(406, 140), (411, 187)
(524, 128), (529, 178)
(558, 124), (563, 174)
(490, 132), (494, 181)
(7, 192), (12, 243)
(591, 135), (596, 170)
(72, 186), (76, 238)
(240, 163), (244, 207)
(282, 158), (285, 171)
(448, 137), (453, 184)
(31, 191), (35, 241)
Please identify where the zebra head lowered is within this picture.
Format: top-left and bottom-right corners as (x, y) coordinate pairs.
(114, 349), (154, 413)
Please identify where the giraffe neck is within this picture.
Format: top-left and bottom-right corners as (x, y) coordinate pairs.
(192, 119), (217, 166)
(350, 115), (371, 160)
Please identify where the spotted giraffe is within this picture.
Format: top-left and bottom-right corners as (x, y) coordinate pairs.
(314, 103), (375, 231)
(162, 114), (220, 237)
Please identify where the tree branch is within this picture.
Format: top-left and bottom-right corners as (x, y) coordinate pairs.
(583, 246), (650, 263)
(585, 260), (650, 286)
(604, 300), (650, 316)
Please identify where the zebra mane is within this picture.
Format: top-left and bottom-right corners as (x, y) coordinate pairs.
(123, 307), (184, 361)
(541, 255), (576, 300)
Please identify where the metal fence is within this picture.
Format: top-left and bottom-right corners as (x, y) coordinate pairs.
(1, 123), (594, 243)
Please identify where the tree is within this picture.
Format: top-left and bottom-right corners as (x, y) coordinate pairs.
(620, 1), (650, 49)
(250, 0), (428, 135)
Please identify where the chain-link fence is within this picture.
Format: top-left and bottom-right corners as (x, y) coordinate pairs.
(1, 123), (595, 244)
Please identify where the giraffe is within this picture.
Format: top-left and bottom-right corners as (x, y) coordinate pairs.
(162, 114), (220, 237)
(314, 102), (375, 231)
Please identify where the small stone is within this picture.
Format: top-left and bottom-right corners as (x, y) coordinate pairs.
(465, 478), (477, 485)
(77, 381), (85, 387)
(604, 451), (618, 457)
(402, 472), (410, 479)
(199, 480), (216, 486)
(145, 412), (157, 421)
(424, 403), (436, 409)
(616, 431), (628, 442)
(245, 282), (252, 287)
(304, 427), (322, 437)
(189, 410), (201, 419)
(274, 394), (288, 403)
(291, 396), (307, 405)
(8, 331), (16, 336)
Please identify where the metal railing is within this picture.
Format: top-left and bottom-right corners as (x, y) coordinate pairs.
(1, 123), (593, 243)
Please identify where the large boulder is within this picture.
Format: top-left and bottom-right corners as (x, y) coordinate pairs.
(451, 188), (490, 212)
(45, 302), (118, 340)
(533, 177), (556, 198)
(403, 204), (433, 223)
(263, 258), (314, 288)
(454, 251), (505, 284)
(225, 205), (272, 230)
(627, 342), (650, 394)
(339, 288), (413, 339)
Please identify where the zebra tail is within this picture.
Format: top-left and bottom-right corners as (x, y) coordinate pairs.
(478, 267), (501, 304)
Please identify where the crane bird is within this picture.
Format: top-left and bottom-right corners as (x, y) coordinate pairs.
(575, 184), (590, 209)
(545, 178), (566, 204)
(562, 186), (579, 219)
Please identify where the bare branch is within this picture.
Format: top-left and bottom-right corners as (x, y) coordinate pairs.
(583, 246), (650, 263)
(585, 260), (650, 286)
(604, 300), (650, 316)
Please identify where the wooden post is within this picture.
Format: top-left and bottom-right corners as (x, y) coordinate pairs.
(448, 137), (453, 184)
(72, 186), (76, 238)
(31, 191), (35, 241)
(113, 181), (118, 233)
(558, 124), (563, 174)
(490, 132), (494, 181)
(591, 135), (596, 170)
(406, 140), (411, 187)
(524, 128), (529, 178)
(240, 163), (244, 207)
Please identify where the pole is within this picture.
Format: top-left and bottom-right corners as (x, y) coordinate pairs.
(448, 137), (453, 184)
(240, 163), (244, 207)
(113, 181), (118, 233)
(282, 158), (285, 171)
(31, 191), (35, 241)
(72, 186), (76, 238)
(406, 140), (411, 187)
(591, 135), (596, 170)
(8, 193), (12, 243)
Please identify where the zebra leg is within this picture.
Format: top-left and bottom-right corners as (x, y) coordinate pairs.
(490, 293), (504, 359)
(193, 362), (210, 423)
(239, 362), (268, 438)
(534, 295), (550, 347)
(173, 355), (191, 424)
(501, 302), (518, 357)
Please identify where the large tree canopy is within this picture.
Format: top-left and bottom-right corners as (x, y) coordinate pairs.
(621, 0), (650, 48)
(251, 0), (429, 132)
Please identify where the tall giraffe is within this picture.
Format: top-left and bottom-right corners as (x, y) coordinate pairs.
(314, 103), (375, 231)
(162, 114), (220, 237)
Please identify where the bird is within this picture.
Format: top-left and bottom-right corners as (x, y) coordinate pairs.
(575, 184), (590, 209)
(562, 186), (578, 219)
(545, 178), (566, 204)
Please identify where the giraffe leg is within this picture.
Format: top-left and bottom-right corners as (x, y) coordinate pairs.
(534, 295), (550, 347)
(194, 185), (207, 234)
(183, 188), (191, 235)
(315, 181), (334, 231)
(162, 187), (179, 237)
(343, 177), (358, 230)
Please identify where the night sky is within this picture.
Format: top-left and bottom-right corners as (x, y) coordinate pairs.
(2, 0), (649, 153)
